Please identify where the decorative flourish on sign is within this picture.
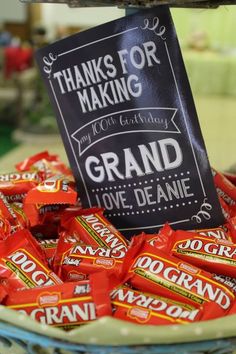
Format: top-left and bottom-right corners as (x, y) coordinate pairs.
(141, 17), (166, 40)
(43, 53), (58, 79)
(191, 199), (212, 223)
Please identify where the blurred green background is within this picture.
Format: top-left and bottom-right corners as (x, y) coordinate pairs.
(0, 2), (236, 173)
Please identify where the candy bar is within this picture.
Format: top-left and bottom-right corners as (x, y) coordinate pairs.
(223, 172), (236, 187)
(0, 229), (62, 290)
(156, 225), (236, 278)
(191, 226), (232, 241)
(62, 207), (129, 251)
(0, 216), (11, 240)
(213, 168), (236, 212)
(0, 171), (41, 203)
(11, 202), (29, 230)
(16, 151), (73, 180)
(25, 175), (77, 205)
(5, 273), (111, 329)
(39, 239), (58, 266)
(111, 285), (222, 325)
(0, 193), (23, 233)
(219, 197), (234, 221)
(121, 235), (234, 313)
(56, 243), (125, 281)
(23, 202), (68, 228)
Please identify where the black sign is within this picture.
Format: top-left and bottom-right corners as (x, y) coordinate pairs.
(36, 6), (224, 237)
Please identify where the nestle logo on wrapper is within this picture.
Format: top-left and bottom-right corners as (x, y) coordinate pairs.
(95, 258), (115, 268)
(36, 6), (224, 236)
(178, 262), (199, 275)
(69, 272), (86, 281)
(129, 307), (150, 322)
(38, 293), (60, 307)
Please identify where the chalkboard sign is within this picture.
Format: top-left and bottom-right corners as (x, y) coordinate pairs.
(36, 6), (224, 237)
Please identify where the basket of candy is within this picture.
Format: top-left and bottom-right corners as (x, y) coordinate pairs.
(0, 151), (236, 354)
(2, 1), (236, 353)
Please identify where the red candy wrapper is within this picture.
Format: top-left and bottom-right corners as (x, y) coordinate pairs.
(0, 193), (23, 233)
(11, 203), (29, 230)
(5, 273), (111, 329)
(0, 285), (7, 304)
(156, 225), (236, 278)
(16, 151), (73, 180)
(25, 175), (77, 205)
(219, 197), (234, 221)
(23, 202), (68, 228)
(16, 151), (53, 172)
(25, 204), (82, 233)
(0, 171), (40, 203)
(62, 208), (129, 252)
(191, 226), (232, 241)
(56, 244), (125, 281)
(111, 285), (223, 325)
(0, 229), (62, 290)
(39, 239), (58, 266)
(224, 172), (236, 187)
(213, 168), (236, 213)
(226, 216), (236, 243)
(121, 236), (234, 313)
(53, 231), (80, 274)
(0, 216), (11, 240)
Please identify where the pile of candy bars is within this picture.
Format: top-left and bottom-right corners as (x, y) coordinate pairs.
(1, 150), (236, 330)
